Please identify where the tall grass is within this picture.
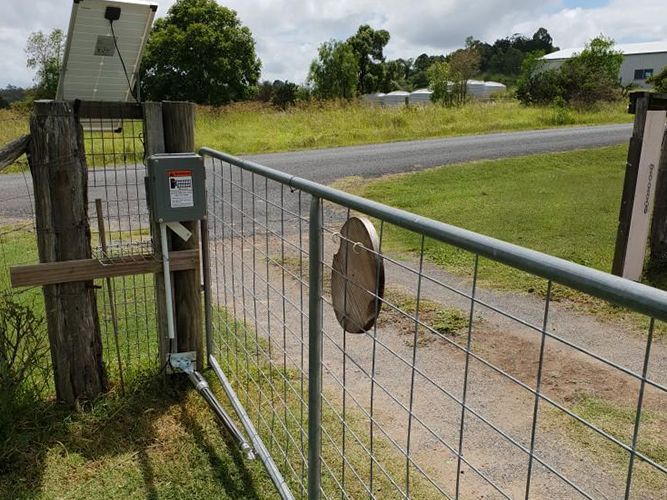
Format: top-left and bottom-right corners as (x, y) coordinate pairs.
(195, 99), (631, 155)
(0, 108), (29, 172)
(1, 100), (630, 168)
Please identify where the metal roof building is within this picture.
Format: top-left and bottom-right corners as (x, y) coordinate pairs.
(541, 41), (667, 88)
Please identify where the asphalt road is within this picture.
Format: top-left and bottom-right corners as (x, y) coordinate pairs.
(0, 123), (632, 223)
(244, 122), (632, 183)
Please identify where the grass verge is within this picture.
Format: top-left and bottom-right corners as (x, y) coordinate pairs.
(0, 227), (280, 498)
(2, 100), (630, 173)
(331, 145), (662, 324)
(196, 100), (630, 155)
(333, 145), (627, 286)
(549, 392), (667, 496)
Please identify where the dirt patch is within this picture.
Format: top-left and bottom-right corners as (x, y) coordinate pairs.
(210, 232), (667, 498)
(377, 286), (469, 346)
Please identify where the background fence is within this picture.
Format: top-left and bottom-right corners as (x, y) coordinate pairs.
(202, 147), (667, 499)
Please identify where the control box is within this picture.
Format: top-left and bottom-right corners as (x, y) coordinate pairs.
(146, 153), (206, 223)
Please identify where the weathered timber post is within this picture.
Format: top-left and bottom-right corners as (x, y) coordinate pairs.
(162, 101), (203, 370)
(142, 102), (171, 367)
(646, 94), (667, 283)
(28, 100), (107, 405)
(612, 94), (649, 277)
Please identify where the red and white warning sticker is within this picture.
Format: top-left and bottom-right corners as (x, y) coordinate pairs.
(168, 170), (194, 208)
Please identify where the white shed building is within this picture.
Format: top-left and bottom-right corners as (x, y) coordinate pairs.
(362, 92), (385, 105)
(541, 41), (667, 88)
(408, 88), (433, 105)
(382, 90), (410, 106)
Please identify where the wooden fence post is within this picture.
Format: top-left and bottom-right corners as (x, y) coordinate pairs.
(28, 100), (107, 405)
(612, 94), (649, 277)
(647, 94), (667, 283)
(142, 102), (172, 367)
(161, 101), (203, 371)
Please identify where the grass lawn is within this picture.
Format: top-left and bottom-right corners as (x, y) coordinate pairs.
(0, 378), (281, 499)
(0, 228), (281, 499)
(552, 393), (667, 494)
(0, 225), (437, 498)
(333, 145), (632, 302)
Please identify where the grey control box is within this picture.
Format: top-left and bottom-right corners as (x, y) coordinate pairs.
(146, 153), (206, 223)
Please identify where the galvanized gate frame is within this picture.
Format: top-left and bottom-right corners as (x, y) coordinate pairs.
(200, 147), (667, 500)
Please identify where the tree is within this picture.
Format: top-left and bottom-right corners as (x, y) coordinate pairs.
(382, 58), (411, 92)
(427, 61), (452, 105)
(346, 25), (391, 94)
(448, 47), (481, 102)
(559, 35), (623, 105)
(647, 66), (667, 92)
(25, 29), (65, 99)
(531, 28), (555, 53)
(0, 95), (8, 110)
(469, 28), (557, 81)
(141, 0), (261, 105)
(409, 53), (446, 89)
(516, 35), (623, 107)
(271, 80), (298, 109)
(0, 85), (27, 104)
(255, 81), (274, 102)
(515, 51), (561, 105)
(308, 40), (358, 99)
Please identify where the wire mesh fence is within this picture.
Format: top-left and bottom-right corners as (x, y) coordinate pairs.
(202, 148), (667, 500)
(0, 103), (158, 401)
(82, 103), (159, 386)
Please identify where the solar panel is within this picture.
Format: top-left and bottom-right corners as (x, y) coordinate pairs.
(56, 0), (157, 102)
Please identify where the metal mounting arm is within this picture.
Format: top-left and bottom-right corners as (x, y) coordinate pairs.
(169, 353), (255, 460)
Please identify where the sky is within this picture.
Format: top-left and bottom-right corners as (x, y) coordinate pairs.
(1, 0), (666, 88)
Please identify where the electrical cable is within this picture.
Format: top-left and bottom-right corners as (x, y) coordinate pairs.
(109, 20), (139, 103)
(158, 338), (174, 375)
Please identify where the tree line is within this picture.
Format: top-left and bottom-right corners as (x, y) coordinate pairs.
(306, 25), (560, 101)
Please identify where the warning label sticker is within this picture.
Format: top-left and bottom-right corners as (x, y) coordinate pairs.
(168, 170), (194, 208)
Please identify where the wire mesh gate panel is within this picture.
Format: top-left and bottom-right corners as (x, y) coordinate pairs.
(202, 147), (667, 499)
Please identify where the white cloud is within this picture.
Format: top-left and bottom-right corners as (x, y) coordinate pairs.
(511, 0), (667, 49)
(0, 0), (665, 88)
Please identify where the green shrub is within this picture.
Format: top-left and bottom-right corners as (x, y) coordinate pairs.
(647, 66), (667, 93)
(271, 81), (299, 110)
(516, 68), (563, 105)
(548, 97), (575, 125)
(0, 294), (48, 441)
(517, 36), (623, 107)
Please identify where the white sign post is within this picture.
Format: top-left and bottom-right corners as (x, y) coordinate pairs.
(622, 110), (667, 281)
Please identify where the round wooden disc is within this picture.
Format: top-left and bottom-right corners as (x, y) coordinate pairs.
(331, 216), (385, 333)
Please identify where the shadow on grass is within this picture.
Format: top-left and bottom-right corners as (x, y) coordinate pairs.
(0, 374), (267, 499)
(178, 401), (261, 500)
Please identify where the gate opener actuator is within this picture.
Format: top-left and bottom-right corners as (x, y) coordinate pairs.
(146, 153), (255, 460)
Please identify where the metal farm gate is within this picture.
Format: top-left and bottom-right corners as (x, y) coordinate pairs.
(200, 148), (667, 499)
(2, 101), (666, 499)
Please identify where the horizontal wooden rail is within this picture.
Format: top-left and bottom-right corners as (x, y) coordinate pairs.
(10, 250), (199, 287)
